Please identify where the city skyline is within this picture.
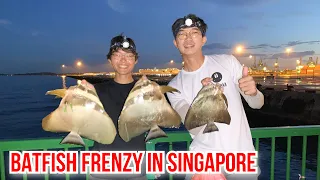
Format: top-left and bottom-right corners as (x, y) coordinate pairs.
(0, 0), (320, 73)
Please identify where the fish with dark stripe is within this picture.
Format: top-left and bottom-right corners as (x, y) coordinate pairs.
(118, 75), (182, 142)
(185, 83), (231, 133)
(42, 80), (116, 146)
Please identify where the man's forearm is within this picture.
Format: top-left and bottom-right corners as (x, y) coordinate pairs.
(241, 89), (264, 109)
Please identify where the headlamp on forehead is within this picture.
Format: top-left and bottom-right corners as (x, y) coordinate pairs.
(185, 18), (193, 26)
(174, 17), (203, 37)
(122, 36), (130, 48)
(182, 16), (202, 28)
(111, 36), (134, 50)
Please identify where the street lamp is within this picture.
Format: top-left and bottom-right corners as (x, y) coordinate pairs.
(286, 48), (292, 56)
(75, 60), (83, 75)
(263, 66), (267, 77)
(236, 45), (243, 54)
(77, 61), (82, 67)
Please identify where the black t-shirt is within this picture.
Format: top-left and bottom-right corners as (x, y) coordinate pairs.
(92, 79), (146, 151)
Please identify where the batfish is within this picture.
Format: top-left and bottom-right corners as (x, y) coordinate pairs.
(118, 75), (182, 142)
(184, 83), (231, 133)
(42, 79), (117, 146)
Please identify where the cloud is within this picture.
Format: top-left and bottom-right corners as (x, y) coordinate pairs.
(203, 40), (320, 52)
(0, 19), (43, 37)
(220, 25), (248, 31)
(203, 42), (282, 51)
(203, 43), (231, 50)
(248, 44), (281, 49)
(241, 12), (265, 20)
(0, 19), (11, 25)
(31, 31), (39, 36)
(264, 24), (276, 28)
(106, 0), (129, 13)
(202, 0), (273, 6)
(285, 41), (320, 46)
(235, 53), (268, 58)
(271, 51), (315, 59)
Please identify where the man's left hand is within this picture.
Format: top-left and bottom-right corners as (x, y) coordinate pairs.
(238, 66), (257, 96)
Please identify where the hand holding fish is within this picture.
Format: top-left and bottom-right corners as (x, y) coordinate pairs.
(238, 66), (257, 96)
(201, 77), (213, 86)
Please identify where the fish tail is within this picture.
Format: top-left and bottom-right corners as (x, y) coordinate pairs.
(203, 122), (219, 133)
(60, 131), (85, 146)
(145, 124), (167, 142)
(45, 89), (67, 98)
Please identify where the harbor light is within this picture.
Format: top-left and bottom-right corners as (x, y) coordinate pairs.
(249, 55), (253, 59)
(77, 61), (82, 67)
(170, 60), (174, 64)
(286, 48), (292, 54)
(236, 45), (243, 53)
(61, 64), (65, 68)
(296, 59), (300, 65)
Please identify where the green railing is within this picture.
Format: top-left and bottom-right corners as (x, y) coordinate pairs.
(1, 125), (320, 180)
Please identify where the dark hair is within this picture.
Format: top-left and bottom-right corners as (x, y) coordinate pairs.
(171, 14), (207, 38)
(106, 33), (139, 60)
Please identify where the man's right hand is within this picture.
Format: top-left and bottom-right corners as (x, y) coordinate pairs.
(201, 77), (213, 86)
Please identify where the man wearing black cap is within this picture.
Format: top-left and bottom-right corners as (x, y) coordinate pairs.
(90, 34), (146, 180)
(166, 14), (264, 180)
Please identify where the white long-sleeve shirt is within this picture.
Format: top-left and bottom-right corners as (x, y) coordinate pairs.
(166, 54), (264, 152)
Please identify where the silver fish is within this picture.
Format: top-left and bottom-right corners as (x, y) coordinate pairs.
(185, 83), (231, 133)
(42, 80), (117, 146)
(118, 75), (182, 142)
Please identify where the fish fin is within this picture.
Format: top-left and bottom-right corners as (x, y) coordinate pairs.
(145, 124), (167, 142)
(46, 89), (67, 98)
(221, 93), (228, 108)
(158, 108), (182, 128)
(203, 122), (219, 133)
(54, 96), (62, 99)
(215, 109), (231, 125)
(60, 131), (85, 146)
(160, 86), (180, 94)
(42, 112), (53, 131)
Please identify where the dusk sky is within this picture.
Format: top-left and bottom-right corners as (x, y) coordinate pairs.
(1, 0), (319, 74)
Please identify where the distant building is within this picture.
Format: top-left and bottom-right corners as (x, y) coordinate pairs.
(299, 57), (320, 76)
(138, 68), (180, 76)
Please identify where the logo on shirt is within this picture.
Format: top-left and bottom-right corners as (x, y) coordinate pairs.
(212, 72), (227, 87)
